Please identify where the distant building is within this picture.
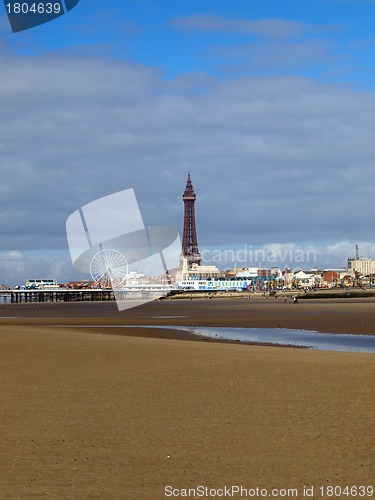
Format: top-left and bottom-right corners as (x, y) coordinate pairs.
(234, 267), (259, 278)
(323, 270), (341, 286)
(181, 174), (201, 266)
(176, 257), (222, 282)
(293, 270), (315, 288)
(347, 258), (375, 276)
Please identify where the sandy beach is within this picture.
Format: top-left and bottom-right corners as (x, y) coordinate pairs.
(0, 298), (374, 499)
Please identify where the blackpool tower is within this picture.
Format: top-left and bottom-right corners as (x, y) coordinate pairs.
(182, 174), (201, 266)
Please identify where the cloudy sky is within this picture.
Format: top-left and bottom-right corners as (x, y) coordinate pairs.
(1, 0), (375, 285)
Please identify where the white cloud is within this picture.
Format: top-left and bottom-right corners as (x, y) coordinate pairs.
(170, 16), (339, 39)
(0, 250), (84, 286)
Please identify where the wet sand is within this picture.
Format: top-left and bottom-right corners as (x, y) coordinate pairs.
(0, 299), (374, 499)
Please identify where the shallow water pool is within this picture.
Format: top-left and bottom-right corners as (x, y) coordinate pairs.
(152, 325), (375, 353)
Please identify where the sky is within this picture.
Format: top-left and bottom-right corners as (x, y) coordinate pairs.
(1, 0), (375, 285)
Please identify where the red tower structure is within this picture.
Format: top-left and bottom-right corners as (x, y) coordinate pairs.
(182, 174), (201, 265)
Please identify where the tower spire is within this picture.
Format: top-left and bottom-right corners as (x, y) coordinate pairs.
(182, 174), (201, 266)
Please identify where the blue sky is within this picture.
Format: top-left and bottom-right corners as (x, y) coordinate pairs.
(1, 0), (375, 284)
(4, 0), (375, 83)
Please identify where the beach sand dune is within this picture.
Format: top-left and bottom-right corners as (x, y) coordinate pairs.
(0, 300), (374, 499)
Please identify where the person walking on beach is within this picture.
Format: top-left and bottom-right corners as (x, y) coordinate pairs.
(293, 296), (298, 304)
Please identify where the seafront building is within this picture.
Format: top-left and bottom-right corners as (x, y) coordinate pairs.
(176, 174), (222, 285)
(181, 174), (201, 266)
(176, 257), (222, 282)
(347, 258), (375, 276)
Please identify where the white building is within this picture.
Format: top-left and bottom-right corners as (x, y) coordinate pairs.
(347, 258), (375, 276)
(293, 270), (316, 288)
(176, 258), (222, 282)
(236, 267), (259, 278)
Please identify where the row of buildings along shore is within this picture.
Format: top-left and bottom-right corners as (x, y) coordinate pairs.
(4, 257), (374, 293)
(174, 259), (375, 292)
(5, 256), (375, 292)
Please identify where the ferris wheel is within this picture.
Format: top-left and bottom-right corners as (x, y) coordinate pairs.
(90, 249), (128, 289)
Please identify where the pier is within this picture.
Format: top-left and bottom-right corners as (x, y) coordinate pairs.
(0, 289), (116, 304)
(0, 286), (174, 304)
